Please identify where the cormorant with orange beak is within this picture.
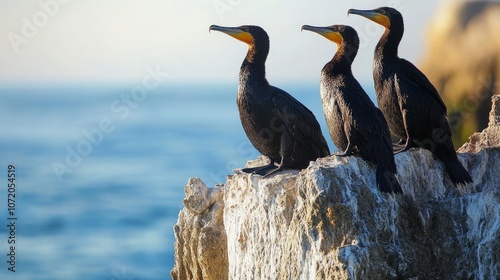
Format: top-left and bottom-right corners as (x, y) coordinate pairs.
(209, 25), (330, 176)
(348, 7), (472, 186)
(302, 24), (402, 194)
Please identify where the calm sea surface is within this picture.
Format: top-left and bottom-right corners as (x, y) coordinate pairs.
(0, 83), (375, 279)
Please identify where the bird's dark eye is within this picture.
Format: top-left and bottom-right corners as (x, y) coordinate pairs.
(380, 9), (386, 15)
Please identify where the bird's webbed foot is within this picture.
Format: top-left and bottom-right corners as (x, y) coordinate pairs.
(241, 163), (285, 177)
(335, 143), (353, 157)
(392, 143), (405, 151)
(393, 138), (413, 154)
(261, 165), (285, 177)
(241, 161), (276, 175)
(396, 138), (406, 145)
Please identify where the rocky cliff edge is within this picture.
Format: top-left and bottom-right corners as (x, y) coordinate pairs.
(171, 95), (500, 280)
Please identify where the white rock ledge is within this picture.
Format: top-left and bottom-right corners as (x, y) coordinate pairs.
(171, 96), (500, 280)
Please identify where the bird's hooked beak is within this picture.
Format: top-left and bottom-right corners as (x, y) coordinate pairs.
(209, 25), (254, 44)
(348, 9), (391, 28)
(301, 25), (343, 45)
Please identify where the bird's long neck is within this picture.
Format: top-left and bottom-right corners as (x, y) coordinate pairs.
(323, 44), (356, 77)
(375, 27), (403, 62)
(239, 45), (269, 88)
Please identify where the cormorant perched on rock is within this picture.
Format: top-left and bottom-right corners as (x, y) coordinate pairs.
(209, 25), (330, 176)
(348, 7), (473, 186)
(302, 24), (402, 194)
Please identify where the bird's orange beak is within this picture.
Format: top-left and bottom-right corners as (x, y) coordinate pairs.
(348, 9), (391, 28)
(209, 25), (254, 44)
(302, 25), (343, 45)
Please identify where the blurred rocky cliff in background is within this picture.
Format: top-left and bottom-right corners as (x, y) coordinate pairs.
(420, 0), (500, 147)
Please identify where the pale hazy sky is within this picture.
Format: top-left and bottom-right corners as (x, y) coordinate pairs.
(0, 0), (448, 85)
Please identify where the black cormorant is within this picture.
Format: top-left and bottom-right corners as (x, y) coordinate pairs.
(302, 24), (402, 194)
(209, 25), (330, 176)
(348, 7), (472, 186)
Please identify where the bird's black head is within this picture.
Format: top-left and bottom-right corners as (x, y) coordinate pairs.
(209, 25), (269, 49)
(348, 7), (403, 29)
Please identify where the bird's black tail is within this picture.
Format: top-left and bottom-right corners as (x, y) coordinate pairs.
(437, 148), (473, 186)
(376, 166), (402, 194)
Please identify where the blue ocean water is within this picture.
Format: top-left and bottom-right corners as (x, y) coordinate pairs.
(0, 83), (375, 279)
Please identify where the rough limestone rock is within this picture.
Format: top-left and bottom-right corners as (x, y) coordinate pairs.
(171, 96), (500, 280)
(171, 178), (227, 280)
(459, 95), (500, 153)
